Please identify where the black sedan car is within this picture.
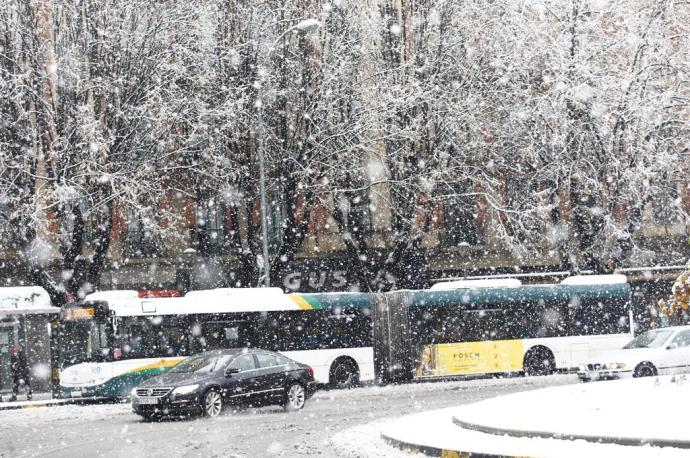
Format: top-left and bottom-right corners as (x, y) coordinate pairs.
(131, 349), (316, 419)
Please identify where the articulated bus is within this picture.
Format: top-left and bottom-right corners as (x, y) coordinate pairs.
(58, 276), (634, 397)
(372, 277), (634, 384)
(58, 288), (373, 399)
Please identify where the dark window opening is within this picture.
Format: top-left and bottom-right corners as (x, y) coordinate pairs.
(194, 198), (229, 256)
(441, 182), (478, 246)
(124, 213), (160, 257)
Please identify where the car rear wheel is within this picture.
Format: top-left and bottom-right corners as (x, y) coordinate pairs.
(284, 383), (306, 411)
(634, 363), (656, 378)
(203, 389), (223, 417)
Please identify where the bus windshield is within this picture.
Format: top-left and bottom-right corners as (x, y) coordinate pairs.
(60, 320), (111, 365)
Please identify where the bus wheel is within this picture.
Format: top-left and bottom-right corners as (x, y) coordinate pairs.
(329, 358), (359, 389)
(523, 347), (555, 376)
(633, 363), (656, 378)
(203, 389), (223, 417)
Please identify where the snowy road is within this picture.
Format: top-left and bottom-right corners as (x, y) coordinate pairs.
(0, 375), (579, 458)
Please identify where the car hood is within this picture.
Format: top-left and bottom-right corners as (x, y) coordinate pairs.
(137, 371), (216, 388)
(587, 347), (661, 365)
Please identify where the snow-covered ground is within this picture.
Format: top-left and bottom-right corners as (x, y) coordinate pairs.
(333, 375), (690, 457)
(12, 374), (687, 457)
(0, 376), (577, 457)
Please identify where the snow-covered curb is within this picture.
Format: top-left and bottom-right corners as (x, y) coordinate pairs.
(331, 417), (427, 458)
(453, 375), (690, 447)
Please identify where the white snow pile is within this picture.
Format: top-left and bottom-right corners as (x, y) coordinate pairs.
(454, 374), (690, 446)
(0, 286), (54, 313)
(333, 375), (690, 458)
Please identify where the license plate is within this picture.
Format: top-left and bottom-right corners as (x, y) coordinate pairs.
(137, 397), (158, 405)
(71, 390), (82, 398)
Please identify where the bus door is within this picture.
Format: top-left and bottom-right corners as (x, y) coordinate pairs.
(371, 292), (413, 385)
(0, 322), (17, 391)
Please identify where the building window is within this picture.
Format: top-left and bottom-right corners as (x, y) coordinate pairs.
(340, 190), (372, 236)
(0, 204), (20, 250)
(124, 213), (159, 257)
(194, 198), (228, 256)
(651, 179), (679, 225)
(441, 182), (478, 246)
(58, 202), (93, 252)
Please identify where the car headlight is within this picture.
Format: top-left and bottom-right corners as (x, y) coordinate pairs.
(604, 363), (626, 370)
(579, 365), (587, 372)
(131, 388), (138, 398)
(172, 384), (199, 395)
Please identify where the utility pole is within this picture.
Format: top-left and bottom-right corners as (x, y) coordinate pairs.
(256, 19), (322, 287)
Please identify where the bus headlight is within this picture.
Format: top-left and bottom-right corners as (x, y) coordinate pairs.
(172, 384), (199, 396)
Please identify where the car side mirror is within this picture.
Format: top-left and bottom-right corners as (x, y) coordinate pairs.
(225, 367), (240, 377)
(667, 342), (678, 350)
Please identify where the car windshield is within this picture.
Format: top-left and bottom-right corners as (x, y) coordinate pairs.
(623, 329), (674, 349)
(169, 353), (229, 374)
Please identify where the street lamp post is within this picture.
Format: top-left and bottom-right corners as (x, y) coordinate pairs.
(256, 18), (322, 288)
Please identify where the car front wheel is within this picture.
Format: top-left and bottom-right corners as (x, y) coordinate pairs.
(139, 413), (158, 422)
(283, 383), (306, 411)
(203, 389), (223, 417)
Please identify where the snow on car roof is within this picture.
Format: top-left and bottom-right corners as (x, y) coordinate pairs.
(430, 279), (522, 290)
(0, 286), (57, 315)
(560, 274), (627, 285)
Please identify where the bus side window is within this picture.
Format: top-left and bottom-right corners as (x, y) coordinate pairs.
(159, 319), (188, 356)
(569, 299), (614, 336)
(324, 311), (369, 348)
(200, 321), (253, 351)
(189, 321), (204, 353)
(119, 317), (175, 358)
(123, 322), (148, 358)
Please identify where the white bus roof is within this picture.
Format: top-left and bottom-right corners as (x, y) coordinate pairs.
(185, 287), (286, 301)
(85, 288), (308, 316)
(0, 286), (57, 316)
(86, 290), (140, 301)
(430, 279), (522, 290)
(560, 274), (627, 285)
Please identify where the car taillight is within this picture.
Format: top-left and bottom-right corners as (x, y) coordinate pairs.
(306, 367), (314, 378)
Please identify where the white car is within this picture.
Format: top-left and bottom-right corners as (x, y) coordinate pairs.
(578, 325), (690, 381)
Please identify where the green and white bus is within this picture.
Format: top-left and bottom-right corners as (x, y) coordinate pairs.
(371, 276), (634, 384)
(58, 288), (372, 399)
(58, 275), (636, 396)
